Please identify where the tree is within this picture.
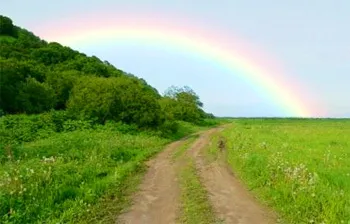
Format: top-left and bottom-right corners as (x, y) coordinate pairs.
(115, 76), (162, 127)
(67, 76), (117, 123)
(45, 70), (80, 109)
(0, 15), (17, 37)
(162, 86), (205, 123)
(67, 76), (162, 127)
(16, 78), (56, 114)
(0, 58), (46, 113)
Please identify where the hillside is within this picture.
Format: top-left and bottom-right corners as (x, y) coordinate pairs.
(0, 15), (213, 130)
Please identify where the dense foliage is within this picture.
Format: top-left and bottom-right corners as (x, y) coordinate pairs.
(0, 15), (212, 130)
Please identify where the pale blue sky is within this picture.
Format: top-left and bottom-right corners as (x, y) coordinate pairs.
(2, 0), (349, 117)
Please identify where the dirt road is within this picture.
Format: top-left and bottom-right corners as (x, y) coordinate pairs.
(118, 127), (277, 224)
(118, 140), (183, 224)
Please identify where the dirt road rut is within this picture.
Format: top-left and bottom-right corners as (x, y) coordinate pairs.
(118, 140), (183, 224)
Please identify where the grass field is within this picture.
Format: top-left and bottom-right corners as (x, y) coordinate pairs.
(214, 119), (350, 223)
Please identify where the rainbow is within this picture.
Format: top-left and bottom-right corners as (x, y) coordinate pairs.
(34, 16), (322, 117)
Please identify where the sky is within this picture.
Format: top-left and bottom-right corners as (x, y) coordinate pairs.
(1, 0), (349, 117)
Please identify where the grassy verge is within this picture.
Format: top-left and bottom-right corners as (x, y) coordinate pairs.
(74, 167), (145, 224)
(0, 129), (168, 223)
(218, 119), (350, 223)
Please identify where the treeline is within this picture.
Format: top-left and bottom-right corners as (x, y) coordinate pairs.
(0, 15), (214, 133)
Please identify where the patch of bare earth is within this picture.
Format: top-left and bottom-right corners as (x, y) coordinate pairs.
(117, 140), (184, 224)
(188, 128), (277, 224)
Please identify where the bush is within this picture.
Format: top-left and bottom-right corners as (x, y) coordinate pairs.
(103, 121), (139, 134)
(62, 119), (94, 132)
(157, 120), (179, 138)
(17, 78), (56, 114)
(0, 111), (71, 145)
(0, 114), (56, 144)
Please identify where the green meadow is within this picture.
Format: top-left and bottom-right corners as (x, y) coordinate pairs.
(210, 119), (350, 223)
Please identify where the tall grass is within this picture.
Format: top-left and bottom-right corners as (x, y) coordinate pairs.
(220, 119), (350, 223)
(0, 128), (168, 223)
